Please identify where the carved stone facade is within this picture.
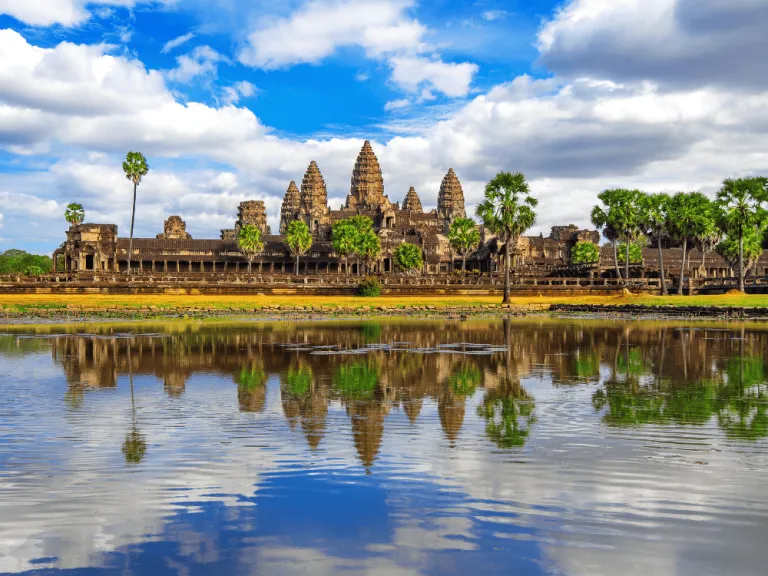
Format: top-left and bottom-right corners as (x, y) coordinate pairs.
(221, 200), (271, 240)
(54, 138), (605, 277)
(157, 216), (191, 240)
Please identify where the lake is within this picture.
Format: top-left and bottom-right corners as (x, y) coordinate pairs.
(0, 318), (766, 575)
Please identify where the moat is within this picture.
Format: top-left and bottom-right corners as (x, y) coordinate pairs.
(1, 319), (767, 575)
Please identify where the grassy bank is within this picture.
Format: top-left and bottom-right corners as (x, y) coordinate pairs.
(1, 291), (768, 314)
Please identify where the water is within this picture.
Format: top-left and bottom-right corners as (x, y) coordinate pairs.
(0, 318), (767, 575)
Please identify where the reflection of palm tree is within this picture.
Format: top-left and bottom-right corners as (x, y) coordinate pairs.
(717, 355), (768, 440)
(236, 364), (267, 413)
(478, 381), (535, 448)
(122, 342), (146, 464)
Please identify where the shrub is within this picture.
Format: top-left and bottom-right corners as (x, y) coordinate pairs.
(357, 276), (381, 297)
(571, 241), (600, 265)
(23, 265), (44, 276)
(617, 243), (643, 264)
(394, 242), (423, 274)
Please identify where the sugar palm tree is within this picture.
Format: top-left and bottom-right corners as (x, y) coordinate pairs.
(285, 220), (313, 275)
(448, 217), (481, 273)
(476, 171), (538, 304)
(64, 203), (85, 228)
(716, 177), (767, 292)
(122, 152), (149, 274)
(237, 224), (264, 274)
(666, 191), (714, 295)
(639, 192), (671, 295)
(591, 206), (622, 280)
(593, 189), (643, 283)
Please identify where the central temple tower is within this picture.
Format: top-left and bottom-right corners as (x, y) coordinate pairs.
(345, 140), (390, 210)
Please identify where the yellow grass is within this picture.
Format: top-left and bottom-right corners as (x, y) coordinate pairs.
(1, 291), (767, 312)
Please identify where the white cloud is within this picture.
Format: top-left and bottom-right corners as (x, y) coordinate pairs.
(166, 45), (227, 83)
(482, 10), (509, 21)
(384, 98), (410, 111)
(0, 212), (4, 229)
(161, 32), (195, 54)
(0, 0), (170, 27)
(238, 0), (476, 99)
(221, 81), (257, 105)
(537, 0), (768, 90)
(239, 0), (424, 68)
(389, 56), (478, 98)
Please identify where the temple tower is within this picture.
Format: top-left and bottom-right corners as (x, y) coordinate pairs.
(280, 181), (301, 234)
(437, 168), (466, 233)
(346, 140), (388, 210)
(236, 200), (271, 236)
(157, 215), (192, 240)
(300, 161), (329, 233)
(403, 187), (423, 212)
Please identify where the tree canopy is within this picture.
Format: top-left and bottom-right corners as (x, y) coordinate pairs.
(237, 224), (264, 272)
(394, 242), (423, 274)
(0, 250), (52, 275)
(285, 220), (312, 257)
(64, 203), (85, 227)
(448, 217), (480, 272)
(122, 152), (149, 185)
(571, 241), (600, 265)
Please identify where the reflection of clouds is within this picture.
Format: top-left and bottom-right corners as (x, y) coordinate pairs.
(1, 324), (768, 575)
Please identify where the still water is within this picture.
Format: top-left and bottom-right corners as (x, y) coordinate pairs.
(1, 318), (767, 575)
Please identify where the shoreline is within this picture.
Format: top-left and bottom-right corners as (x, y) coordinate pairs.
(3, 301), (768, 325)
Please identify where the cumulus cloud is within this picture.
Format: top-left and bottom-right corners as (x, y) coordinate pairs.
(538, 0), (768, 90)
(389, 56), (478, 98)
(161, 32), (195, 54)
(0, 211), (4, 229)
(221, 81), (257, 105)
(0, 0), (169, 27)
(238, 0), (477, 98)
(166, 45), (227, 84)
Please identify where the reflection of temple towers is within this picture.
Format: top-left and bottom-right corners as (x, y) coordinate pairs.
(163, 371), (187, 397)
(52, 335), (118, 389)
(438, 390), (466, 443)
(347, 401), (387, 471)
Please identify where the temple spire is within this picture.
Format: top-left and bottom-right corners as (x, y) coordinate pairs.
(346, 140), (387, 210)
(403, 186), (423, 212)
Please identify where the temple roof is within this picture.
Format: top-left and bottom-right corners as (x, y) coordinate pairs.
(300, 161), (328, 212)
(437, 168), (466, 218)
(403, 186), (423, 212)
(347, 140), (386, 209)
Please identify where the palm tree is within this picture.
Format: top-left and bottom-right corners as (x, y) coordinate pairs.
(593, 189), (643, 282)
(237, 224), (264, 273)
(716, 178), (767, 292)
(122, 152), (149, 274)
(448, 217), (481, 273)
(331, 219), (356, 274)
(285, 220), (313, 275)
(591, 206), (622, 280)
(476, 171), (538, 304)
(64, 203), (85, 228)
(639, 192), (671, 295)
(666, 192), (714, 295)
(122, 341), (146, 464)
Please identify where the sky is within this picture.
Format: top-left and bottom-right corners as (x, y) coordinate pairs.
(0, 0), (767, 254)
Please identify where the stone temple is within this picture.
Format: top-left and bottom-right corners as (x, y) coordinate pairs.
(53, 140), (597, 275)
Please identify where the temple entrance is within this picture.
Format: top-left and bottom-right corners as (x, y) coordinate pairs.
(85, 255), (94, 270)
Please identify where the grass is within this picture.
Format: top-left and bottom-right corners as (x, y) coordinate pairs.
(0, 291), (767, 313)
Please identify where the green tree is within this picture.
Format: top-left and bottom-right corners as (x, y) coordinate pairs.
(591, 206), (622, 280)
(393, 242), (423, 275)
(666, 192), (715, 295)
(716, 227), (763, 277)
(476, 171), (538, 304)
(592, 189), (643, 282)
(639, 192), (671, 295)
(331, 219), (356, 274)
(356, 229), (381, 274)
(285, 220), (313, 275)
(570, 241), (600, 265)
(64, 202), (85, 228)
(237, 224), (264, 274)
(0, 250), (52, 274)
(715, 177), (768, 292)
(616, 242), (643, 264)
(23, 265), (44, 276)
(122, 152), (149, 274)
(448, 217), (480, 273)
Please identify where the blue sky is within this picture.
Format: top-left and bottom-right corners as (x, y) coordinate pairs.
(1, 0), (767, 253)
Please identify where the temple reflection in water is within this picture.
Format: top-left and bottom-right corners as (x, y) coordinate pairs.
(42, 319), (768, 468)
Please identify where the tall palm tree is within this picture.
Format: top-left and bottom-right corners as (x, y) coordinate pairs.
(591, 206), (622, 280)
(237, 225), (264, 273)
(593, 189), (643, 283)
(448, 217), (481, 273)
(476, 171), (538, 304)
(666, 192), (714, 295)
(122, 341), (146, 464)
(64, 203), (85, 228)
(122, 152), (149, 274)
(285, 220), (313, 275)
(639, 192), (671, 295)
(716, 177), (767, 292)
